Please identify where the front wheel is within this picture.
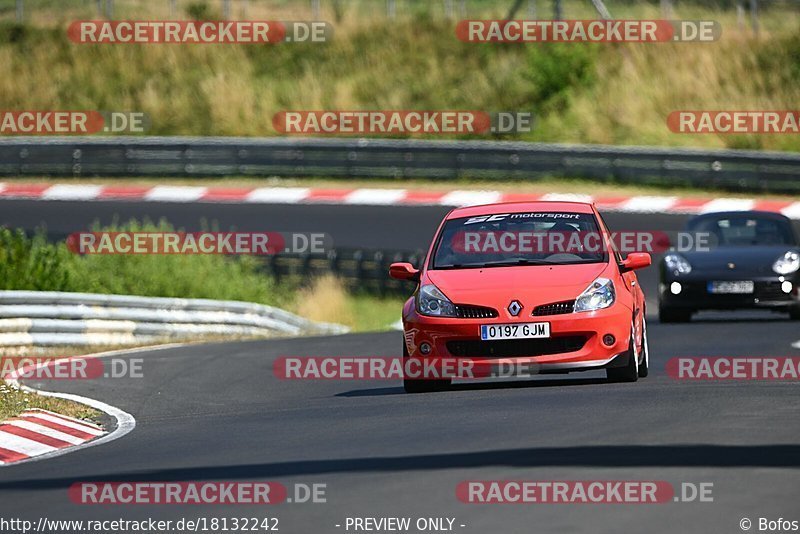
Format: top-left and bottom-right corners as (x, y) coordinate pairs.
(606, 321), (639, 383)
(790, 306), (800, 321)
(638, 317), (650, 378)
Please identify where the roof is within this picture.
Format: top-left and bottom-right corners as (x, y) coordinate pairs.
(446, 200), (595, 219)
(689, 210), (792, 221)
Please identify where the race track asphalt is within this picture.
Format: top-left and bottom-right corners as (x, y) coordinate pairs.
(0, 199), (798, 533)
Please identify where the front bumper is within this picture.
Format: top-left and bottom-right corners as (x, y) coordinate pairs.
(659, 275), (800, 311)
(402, 303), (633, 373)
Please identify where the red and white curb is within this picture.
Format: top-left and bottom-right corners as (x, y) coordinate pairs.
(1, 183), (799, 219)
(0, 409), (105, 465)
(0, 344), (186, 467)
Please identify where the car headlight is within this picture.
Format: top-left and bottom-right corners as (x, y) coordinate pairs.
(574, 277), (615, 313)
(773, 250), (800, 275)
(416, 284), (457, 317)
(664, 253), (692, 274)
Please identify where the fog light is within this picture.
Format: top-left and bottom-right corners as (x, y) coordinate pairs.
(602, 334), (616, 347)
(670, 282), (682, 295)
(782, 281), (793, 294)
(419, 342), (432, 355)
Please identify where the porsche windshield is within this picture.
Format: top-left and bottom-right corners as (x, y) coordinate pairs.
(687, 215), (797, 247)
(432, 212), (608, 269)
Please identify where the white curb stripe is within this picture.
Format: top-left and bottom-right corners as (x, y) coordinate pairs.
(345, 188), (407, 205)
(540, 193), (594, 203)
(619, 196), (677, 213)
(781, 202), (800, 220)
(440, 190), (503, 207)
(144, 186), (208, 202)
(41, 184), (104, 200)
(6, 420), (87, 445)
(245, 187), (311, 203)
(699, 198), (756, 213)
(0, 430), (59, 456)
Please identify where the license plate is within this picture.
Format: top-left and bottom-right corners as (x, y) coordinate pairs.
(480, 322), (550, 340)
(707, 281), (754, 294)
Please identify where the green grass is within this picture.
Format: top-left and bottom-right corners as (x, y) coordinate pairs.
(0, 222), (406, 332)
(0, 4), (799, 150)
(0, 383), (101, 423)
(349, 293), (406, 332)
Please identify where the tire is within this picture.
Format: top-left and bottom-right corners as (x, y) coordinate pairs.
(658, 305), (691, 323)
(402, 344), (451, 394)
(606, 321), (639, 383)
(790, 306), (800, 321)
(638, 317), (650, 378)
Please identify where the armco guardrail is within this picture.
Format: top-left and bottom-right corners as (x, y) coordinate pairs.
(0, 291), (348, 346)
(1, 137), (799, 193)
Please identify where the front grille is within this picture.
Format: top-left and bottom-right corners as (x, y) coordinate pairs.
(446, 336), (587, 358)
(454, 305), (498, 319)
(532, 300), (575, 316)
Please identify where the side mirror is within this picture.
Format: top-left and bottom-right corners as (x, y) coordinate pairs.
(389, 262), (420, 281)
(620, 253), (651, 273)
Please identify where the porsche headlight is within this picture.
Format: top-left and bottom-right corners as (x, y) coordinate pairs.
(417, 284), (457, 317)
(574, 278), (615, 313)
(664, 253), (692, 274)
(773, 251), (800, 275)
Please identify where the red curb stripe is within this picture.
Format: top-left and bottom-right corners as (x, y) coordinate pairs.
(305, 188), (352, 202)
(753, 200), (794, 213)
(498, 193), (546, 203)
(201, 187), (253, 201)
(0, 446), (28, 463)
(0, 184), (50, 197)
(0, 425), (74, 449)
(593, 196), (631, 209)
(401, 190), (449, 204)
(98, 185), (152, 199)
(21, 416), (98, 441)
(670, 197), (710, 213)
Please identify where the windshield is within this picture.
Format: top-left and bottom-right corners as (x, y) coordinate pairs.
(431, 211), (608, 269)
(687, 215), (796, 247)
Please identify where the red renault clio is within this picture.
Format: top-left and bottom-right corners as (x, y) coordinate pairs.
(389, 201), (651, 393)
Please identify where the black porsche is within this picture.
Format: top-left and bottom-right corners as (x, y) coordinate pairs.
(658, 210), (800, 323)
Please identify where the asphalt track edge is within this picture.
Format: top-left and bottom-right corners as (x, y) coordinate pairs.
(0, 343), (187, 467)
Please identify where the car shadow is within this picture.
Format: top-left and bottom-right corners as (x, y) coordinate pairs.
(336, 376), (609, 397)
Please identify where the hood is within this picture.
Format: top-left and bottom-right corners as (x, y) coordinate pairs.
(426, 262), (609, 310)
(676, 246), (799, 275)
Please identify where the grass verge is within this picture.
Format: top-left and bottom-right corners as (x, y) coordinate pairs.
(0, 383), (102, 423)
(1, 4), (799, 150)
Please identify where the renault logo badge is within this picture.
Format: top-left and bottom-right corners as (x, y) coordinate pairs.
(507, 300), (523, 316)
